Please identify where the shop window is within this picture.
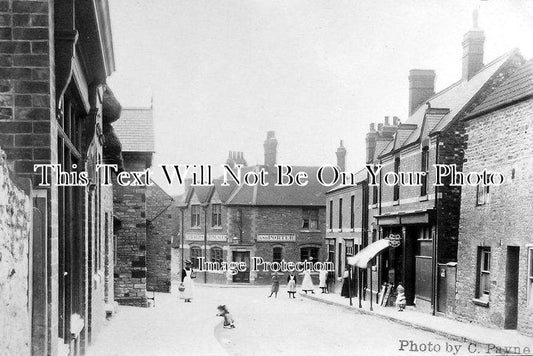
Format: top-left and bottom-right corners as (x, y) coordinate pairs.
(191, 205), (201, 228)
(528, 248), (533, 307)
(338, 198), (343, 229)
(345, 240), (354, 266)
(326, 239), (335, 264)
(302, 208), (319, 230)
(273, 247), (283, 263)
(212, 204), (222, 227)
(191, 247), (202, 269)
(393, 157), (400, 201)
(300, 247), (319, 262)
(211, 247), (223, 264)
(420, 147), (429, 196)
(477, 185), (490, 205)
(350, 195), (355, 229)
(476, 247), (491, 300)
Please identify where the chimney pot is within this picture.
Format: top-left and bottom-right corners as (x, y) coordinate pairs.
(336, 140), (347, 172)
(462, 12), (485, 81)
(393, 116), (400, 126)
(370, 123), (375, 132)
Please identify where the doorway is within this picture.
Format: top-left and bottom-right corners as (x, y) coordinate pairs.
(232, 251), (250, 283)
(504, 246), (519, 329)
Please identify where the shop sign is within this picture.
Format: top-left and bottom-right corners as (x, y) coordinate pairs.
(388, 234), (401, 248)
(185, 233), (227, 242)
(256, 233), (296, 242)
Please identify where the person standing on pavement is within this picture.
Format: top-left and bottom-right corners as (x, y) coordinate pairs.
(181, 260), (195, 302)
(318, 267), (328, 293)
(340, 265), (353, 298)
(301, 265), (315, 294)
(268, 271), (280, 298)
(287, 273), (297, 298)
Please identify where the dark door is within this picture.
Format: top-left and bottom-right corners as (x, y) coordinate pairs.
(232, 252), (250, 283)
(504, 246), (519, 329)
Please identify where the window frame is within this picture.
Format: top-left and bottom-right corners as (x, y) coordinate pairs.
(302, 208), (319, 230)
(190, 246), (202, 269)
(210, 246), (223, 264)
(211, 204), (222, 228)
(420, 146), (429, 197)
(476, 247), (491, 301)
(476, 185), (490, 206)
(329, 200), (333, 230)
(300, 246), (319, 263)
(191, 205), (201, 228)
(350, 195), (355, 229)
(338, 198), (343, 230)
(273, 246), (283, 263)
(393, 157), (400, 201)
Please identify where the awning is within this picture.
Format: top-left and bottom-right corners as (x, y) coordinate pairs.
(347, 239), (390, 268)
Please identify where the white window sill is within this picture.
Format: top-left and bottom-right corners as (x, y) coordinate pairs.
(472, 298), (489, 307)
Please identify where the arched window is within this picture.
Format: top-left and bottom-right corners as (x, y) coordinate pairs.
(211, 247), (223, 264)
(273, 247), (283, 263)
(190, 247), (202, 269)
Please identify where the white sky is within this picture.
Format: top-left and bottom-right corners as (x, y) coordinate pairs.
(107, 0), (533, 195)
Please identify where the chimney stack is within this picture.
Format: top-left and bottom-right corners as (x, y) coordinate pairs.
(462, 8), (485, 81)
(408, 69), (435, 116)
(263, 131), (277, 167)
(393, 116), (400, 126)
(336, 140), (347, 172)
(384, 116), (390, 126)
(366, 125), (378, 163)
(226, 151), (247, 168)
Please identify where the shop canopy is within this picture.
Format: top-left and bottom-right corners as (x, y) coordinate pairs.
(347, 239), (390, 268)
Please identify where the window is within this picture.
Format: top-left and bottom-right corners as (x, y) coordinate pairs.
(191, 205), (201, 227)
(211, 247), (223, 264)
(350, 195), (355, 229)
(393, 157), (400, 201)
(372, 185), (378, 205)
(191, 247), (202, 269)
(417, 226), (433, 257)
(477, 185), (490, 205)
(273, 247), (283, 263)
(477, 247), (491, 300)
(326, 239), (335, 264)
(527, 247), (533, 307)
(211, 204), (222, 227)
(329, 200), (333, 229)
(300, 247), (319, 262)
(338, 198), (343, 230)
(302, 208), (319, 230)
(345, 240), (354, 266)
(421, 147), (429, 196)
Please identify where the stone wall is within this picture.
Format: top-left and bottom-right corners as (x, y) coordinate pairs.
(455, 98), (533, 335)
(0, 148), (32, 355)
(146, 183), (176, 292)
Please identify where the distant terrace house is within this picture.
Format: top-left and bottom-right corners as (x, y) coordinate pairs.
(365, 21), (524, 315)
(454, 59), (533, 335)
(181, 131), (332, 285)
(325, 141), (368, 293)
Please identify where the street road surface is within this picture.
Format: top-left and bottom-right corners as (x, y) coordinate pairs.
(88, 285), (471, 356)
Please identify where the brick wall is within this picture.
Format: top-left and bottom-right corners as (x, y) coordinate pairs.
(0, 148), (32, 355)
(146, 183), (177, 292)
(113, 159), (148, 307)
(454, 98), (533, 335)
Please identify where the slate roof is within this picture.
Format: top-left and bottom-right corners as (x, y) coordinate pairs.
(379, 49), (520, 158)
(112, 107), (155, 153)
(226, 165), (334, 206)
(467, 58), (533, 118)
(326, 168), (367, 194)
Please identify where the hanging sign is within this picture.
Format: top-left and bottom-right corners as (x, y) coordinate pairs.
(388, 234), (401, 248)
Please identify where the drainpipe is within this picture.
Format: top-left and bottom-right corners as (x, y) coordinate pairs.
(432, 135), (440, 316)
(202, 203), (209, 284)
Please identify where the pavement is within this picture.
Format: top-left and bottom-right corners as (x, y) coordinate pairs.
(301, 290), (533, 354)
(84, 284), (533, 356)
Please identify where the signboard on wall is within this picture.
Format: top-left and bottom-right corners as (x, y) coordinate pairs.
(256, 233), (296, 242)
(185, 233), (227, 242)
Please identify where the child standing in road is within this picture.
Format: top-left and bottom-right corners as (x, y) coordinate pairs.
(217, 305), (235, 328)
(396, 285), (406, 311)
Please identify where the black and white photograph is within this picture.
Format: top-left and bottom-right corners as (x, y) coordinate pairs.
(1, 0), (533, 355)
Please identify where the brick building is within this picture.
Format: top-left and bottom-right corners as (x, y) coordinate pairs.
(181, 132), (332, 285)
(325, 142), (368, 293)
(365, 22), (524, 314)
(0, 1), (121, 355)
(454, 60), (533, 335)
(112, 107), (155, 306)
(146, 181), (178, 293)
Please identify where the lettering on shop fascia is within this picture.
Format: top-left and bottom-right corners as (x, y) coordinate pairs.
(256, 234), (296, 242)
